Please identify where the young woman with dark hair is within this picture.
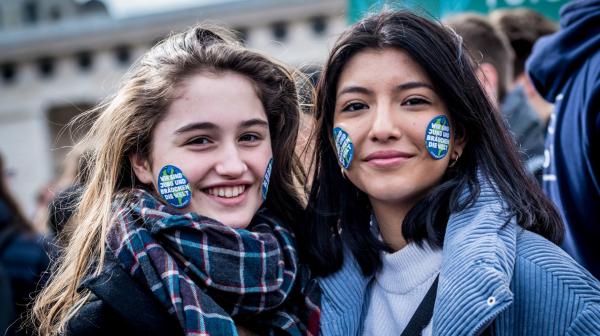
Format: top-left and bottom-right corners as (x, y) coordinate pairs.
(301, 10), (600, 335)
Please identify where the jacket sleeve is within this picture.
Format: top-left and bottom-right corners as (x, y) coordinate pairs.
(319, 248), (371, 336)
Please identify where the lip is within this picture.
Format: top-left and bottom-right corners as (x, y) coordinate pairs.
(202, 180), (252, 189)
(201, 180), (253, 207)
(364, 150), (413, 168)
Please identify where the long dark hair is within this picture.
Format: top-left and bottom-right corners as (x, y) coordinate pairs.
(300, 10), (563, 277)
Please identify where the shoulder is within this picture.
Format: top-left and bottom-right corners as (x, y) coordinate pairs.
(514, 230), (599, 291)
(318, 249), (372, 336)
(510, 230), (600, 330)
(515, 230), (592, 274)
(67, 293), (132, 336)
(565, 49), (600, 104)
(68, 254), (183, 336)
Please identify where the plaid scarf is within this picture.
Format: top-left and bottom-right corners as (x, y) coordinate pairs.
(107, 189), (320, 335)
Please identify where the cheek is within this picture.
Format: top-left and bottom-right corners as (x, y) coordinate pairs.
(156, 164), (192, 208)
(424, 115), (452, 160)
(251, 143), (274, 179)
(333, 127), (355, 169)
(332, 122), (367, 160)
(334, 120), (366, 140)
(153, 156), (211, 188)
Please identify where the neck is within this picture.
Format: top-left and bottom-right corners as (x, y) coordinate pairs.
(370, 199), (414, 252)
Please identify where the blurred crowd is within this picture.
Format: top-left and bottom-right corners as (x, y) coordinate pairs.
(1, 4), (598, 335)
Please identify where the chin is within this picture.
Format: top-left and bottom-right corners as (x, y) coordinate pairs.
(364, 184), (415, 203)
(211, 212), (254, 229)
(223, 220), (252, 229)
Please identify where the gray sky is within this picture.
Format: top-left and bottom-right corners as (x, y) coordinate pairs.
(103, 0), (237, 18)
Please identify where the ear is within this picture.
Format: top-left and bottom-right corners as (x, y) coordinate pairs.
(476, 63), (499, 104)
(451, 125), (467, 160)
(129, 153), (154, 185)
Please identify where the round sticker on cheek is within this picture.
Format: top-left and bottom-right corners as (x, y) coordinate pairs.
(333, 127), (354, 169)
(425, 115), (451, 160)
(157, 165), (191, 208)
(261, 158), (272, 201)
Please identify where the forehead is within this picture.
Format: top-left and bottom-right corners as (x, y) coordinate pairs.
(337, 48), (432, 91)
(165, 71), (267, 127)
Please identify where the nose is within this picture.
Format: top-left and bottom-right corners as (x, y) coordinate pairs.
(368, 103), (402, 142)
(215, 144), (248, 178)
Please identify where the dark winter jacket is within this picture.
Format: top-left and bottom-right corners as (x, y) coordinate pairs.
(66, 253), (183, 336)
(527, 0), (600, 279)
(1, 201), (50, 336)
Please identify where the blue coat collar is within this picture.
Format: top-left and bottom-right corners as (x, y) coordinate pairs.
(433, 179), (517, 334)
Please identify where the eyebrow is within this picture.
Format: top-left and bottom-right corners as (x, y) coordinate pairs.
(240, 118), (269, 128)
(395, 82), (435, 92)
(337, 86), (372, 98)
(175, 122), (217, 134)
(337, 81), (435, 98)
(174, 119), (268, 135)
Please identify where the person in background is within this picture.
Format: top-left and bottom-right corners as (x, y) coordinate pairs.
(300, 10), (600, 335)
(32, 25), (319, 336)
(489, 8), (558, 130)
(527, 0), (600, 280)
(446, 13), (546, 183)
(0, 153), (50, 336)
(44, 147), (93, 248)
(31, 147), (93, 239)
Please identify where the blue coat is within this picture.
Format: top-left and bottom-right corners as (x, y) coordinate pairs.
(526, 0), (600, 278)
(319, 181), (600, 335)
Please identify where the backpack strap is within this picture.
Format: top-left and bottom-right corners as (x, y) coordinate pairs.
(400, 275), (439, 336)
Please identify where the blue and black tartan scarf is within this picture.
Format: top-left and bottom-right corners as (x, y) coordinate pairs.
(107, 189), (320, 335)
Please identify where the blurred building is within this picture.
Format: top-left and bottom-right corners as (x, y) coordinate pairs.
(0, 0), (346, 213)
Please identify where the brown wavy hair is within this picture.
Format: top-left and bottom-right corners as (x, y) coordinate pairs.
(32, 24), (306, 335)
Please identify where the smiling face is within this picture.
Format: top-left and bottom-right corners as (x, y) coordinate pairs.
(131, 71), (272, 229)
(333, 48), (464, 211)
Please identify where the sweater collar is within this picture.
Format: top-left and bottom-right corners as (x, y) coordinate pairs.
(432, 177), (517, 335)
(377, 241), (442, 294)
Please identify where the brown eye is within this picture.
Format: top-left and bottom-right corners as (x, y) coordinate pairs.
(342, 102), (368, 112)
(403, 97), (431, 106)
(186, 137), (211, 145)
(239, 133), (262, 143)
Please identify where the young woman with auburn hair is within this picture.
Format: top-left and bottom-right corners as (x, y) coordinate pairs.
(33, 25), (319, 336)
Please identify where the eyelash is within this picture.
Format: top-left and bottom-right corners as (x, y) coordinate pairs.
(341, 102), (368, 112)
(402, 97), (431, 106)
(239, 133), (262, 143)
(186, 136), (212, 145)
(341, 96), (431, 112)
(184, 133), (263, 148)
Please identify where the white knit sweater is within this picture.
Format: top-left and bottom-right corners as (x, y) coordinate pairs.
(363, 241), (442, 336)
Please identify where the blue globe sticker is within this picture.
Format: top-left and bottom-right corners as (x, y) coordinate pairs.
(157, 165), (191, 208)
(425, 115), (451, 160)
(333, 127), (354, 169)
(262, 158), (272, 201)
